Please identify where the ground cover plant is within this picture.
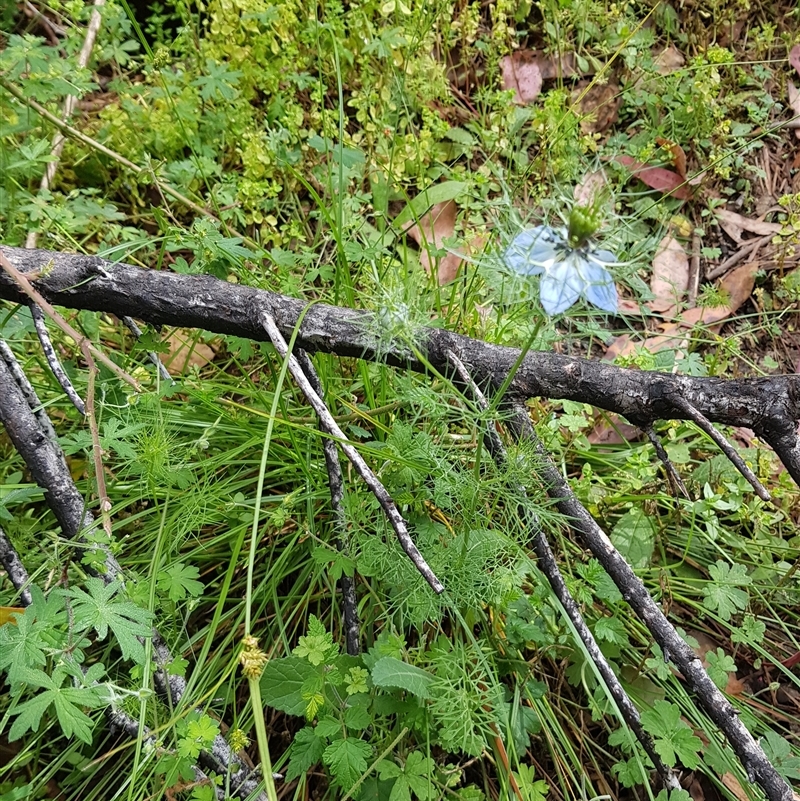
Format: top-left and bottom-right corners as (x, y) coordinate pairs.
(1, 1), (800, 800)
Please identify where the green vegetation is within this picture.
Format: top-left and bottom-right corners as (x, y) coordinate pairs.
(2, 1), (800, 800)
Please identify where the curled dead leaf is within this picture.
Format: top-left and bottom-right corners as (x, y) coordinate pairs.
(572, 80), (621, 133)
(406, 199), (463, 284)
(500, 52), (542, 104)
(649, 235), (689, 313)
(615, 155), (692, 199)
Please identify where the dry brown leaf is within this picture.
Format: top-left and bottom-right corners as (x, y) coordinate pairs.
(687, 777), (705, 801)
(572, 80), (621, 133)
(406, 199), (462, 284)
(535, 51), (580, 80)
(616, 298), (643, 314)
(649, 235), (689, 313)
(573, 169), (609, 208)
(790, 44), (800, 77)
(587, 414), (642, 446)
(679, 261), (757, 326)
(654, 44), (685, 74)
(721, 774), (752, 801)
(656, 137), (688, 179)
(715, 208), (783, 240)
(500, 52), (542, 104)
(161, 330), (217, 375)
(604, 263), (757, 361)
(787, 81), (800, 139)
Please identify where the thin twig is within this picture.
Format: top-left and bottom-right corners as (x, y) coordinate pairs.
(295, 349), (360, 655)
(445, 350), (681, 792)
(504, 409), (792, 801)
(262, 312), (444, 594)
(30, 302), (86, 414)
(0, 355), (266, 800)
(0, 250), (141, 392)
(643, 425), (689, 498)
(688, 231), (701, 306)
(706, 237), (767, 280)
(0, 524), (33, 606)
(671, 395), (770, 501)
(22, 1), (67, 41)
(121, 316), (175, 384)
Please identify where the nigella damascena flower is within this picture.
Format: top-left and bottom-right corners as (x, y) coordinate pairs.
(503, 225), (619, 316)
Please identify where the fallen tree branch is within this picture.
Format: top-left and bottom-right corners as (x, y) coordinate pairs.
(446, 350), (681, 792)
(262, 312), (443, 594)
(295, 349), (361, 655)
(503, 407), (792, 801)
(0, 350), (266, 800)
(1, 245), (798, 486)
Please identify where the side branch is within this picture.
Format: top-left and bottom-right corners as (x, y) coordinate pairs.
(1, 246), (799, 483)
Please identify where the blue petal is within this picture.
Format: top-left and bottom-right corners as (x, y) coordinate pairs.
(504, 226), (563, 276)
(577, 256), (618, 312)
(539, 258), (583, 315)
(591, 249), (623, 267)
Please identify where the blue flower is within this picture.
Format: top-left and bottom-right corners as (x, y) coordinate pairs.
(503, 225), (619, 316)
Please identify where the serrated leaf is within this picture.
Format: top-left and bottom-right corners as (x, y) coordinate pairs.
(67, 578), (153, 663)
(8, 668), (106, 744)
(285, 726), (327, 781)
(260, 657), (318, 716)
(371, 657), (434, 699)
(611, 508), (655, 569)
(323, 737), (372, 790)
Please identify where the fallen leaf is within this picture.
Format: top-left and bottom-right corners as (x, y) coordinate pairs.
(535, 51), (580, 80)
(0, 607), (23, 625)
(161, 330), (217, 375)
(721, 774), (752, 801)
(406, 199), (462, 284)
(604, 262), (757, 361)
(574, 169), (609, 207)
(649, 235), (689, 312)
(790, 44), (800, 77)
(572, 80), (621, 133)
(654, 44), (685, 74)
(616, 298), (643, 314)
(678, 261), (757, 326)
(615, 155), (692, 200)
(715, 209), (783, 240)
(687, 776), (705, 801)
(656, 137), (687, 178)
(787, 82), (800, 138)
(587, 413), (642, 445)
(500, 52), (542, 104)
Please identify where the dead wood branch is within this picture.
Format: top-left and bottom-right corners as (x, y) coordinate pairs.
(263, 312), (444, 593)
(446, 350), (681, 792)
(504, 409), (792, 801)
(1, 245), (798, 487)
